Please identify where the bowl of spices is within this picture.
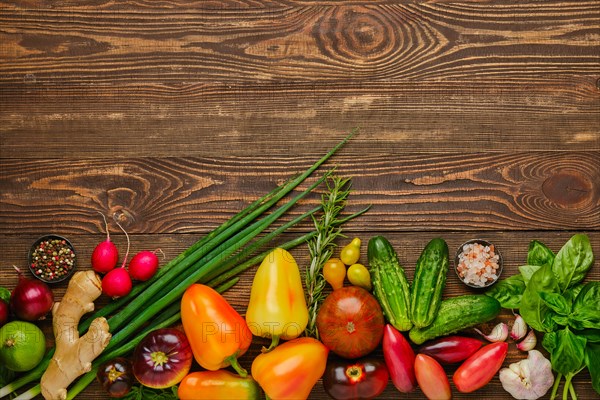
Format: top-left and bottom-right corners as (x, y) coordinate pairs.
(455, 239), (502, 289)
(29, 235), (76, 283)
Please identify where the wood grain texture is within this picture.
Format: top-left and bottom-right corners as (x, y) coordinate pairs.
(0, 231), (598, 399)
(0, 1), (599, 84)
(1, 0), (599, 398)
(1, 79), (599, 157)
(1, 153), (598, 234)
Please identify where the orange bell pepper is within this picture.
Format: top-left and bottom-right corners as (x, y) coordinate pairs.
(178, 370), (261, 400)
(181, 284), (252, 376)
(251, 337), (328, 400)
(245, 248), (308, 350)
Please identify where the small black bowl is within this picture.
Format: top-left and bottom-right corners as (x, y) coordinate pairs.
(28, 235), (77, 284)
(454, 239), (503, 289)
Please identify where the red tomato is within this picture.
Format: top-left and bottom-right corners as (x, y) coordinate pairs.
(414, 354), (451, 400)
(316, 286), (384, 359)
(323, 357), (389, 400)
(453, 341), (508, 393)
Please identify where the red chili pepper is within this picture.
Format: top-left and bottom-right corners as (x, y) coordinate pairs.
(418, 335), (483, 364)
(453, 341), (508, 393)
(382, 324), (416, 393)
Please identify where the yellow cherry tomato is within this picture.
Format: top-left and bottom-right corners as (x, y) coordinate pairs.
(340, 238), (361, 265)
(347, 263), (372, 291)
(323, 258), (346, 290)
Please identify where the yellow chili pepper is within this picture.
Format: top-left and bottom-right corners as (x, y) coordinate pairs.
(347, 263), (372, 291)
(323, 258), (346, 290)
(341, 238), (361, 265)
(245, 248), (308, 350)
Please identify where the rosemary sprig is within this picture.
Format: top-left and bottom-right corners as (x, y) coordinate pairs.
(305, 175), (353, 338)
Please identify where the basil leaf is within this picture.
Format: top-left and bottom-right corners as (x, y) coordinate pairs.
(547, 327), (587, 376)
(519, 265), (542, 286)
(485, 274), (525, 309)
(527, 240), (555, 267)
(521, 264), (559, 332)
(586, 342), (600, 395)
(569, 282), (600, 330)
(539, 292), (571, 316)
(576, 329), (600, 343)
(552, 234), (594, 293)
(563, 284), (585, 305)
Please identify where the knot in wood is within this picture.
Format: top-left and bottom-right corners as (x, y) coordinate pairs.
(542, 171), (594, 208)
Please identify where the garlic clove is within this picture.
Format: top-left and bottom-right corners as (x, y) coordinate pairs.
(511, 313), (528, 341)
(517, 330), (537, 351)
(474, 322), (509, 342)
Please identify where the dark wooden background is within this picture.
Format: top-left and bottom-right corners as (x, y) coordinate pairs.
(1, 1), (599, 399)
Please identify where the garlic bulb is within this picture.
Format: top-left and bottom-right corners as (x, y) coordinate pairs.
(500, 350), (554, 399)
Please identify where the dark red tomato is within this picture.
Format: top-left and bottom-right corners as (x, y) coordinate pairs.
(323, 357), (389, 400)
(132, 328), (193, 389)
(453, 341), (508, 393)
(316, 286), (384, 359)
(419, 335), (483, 364)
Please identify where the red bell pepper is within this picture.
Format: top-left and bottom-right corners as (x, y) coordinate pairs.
(323, 357), (389, 400)
(382, 324), (416, 393)
(418, 335), (483, 364)
(414, 354), (451, 400)
(453, 341), (508, 393)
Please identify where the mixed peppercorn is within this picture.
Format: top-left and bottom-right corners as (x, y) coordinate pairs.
(30, 237), (76, 282)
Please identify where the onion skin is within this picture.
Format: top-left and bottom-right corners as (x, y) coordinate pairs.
(10, 268), (54, 321)
(132, 328), (193, 389)
(97, 357), (134, 398)
(0, 300), (8, 327)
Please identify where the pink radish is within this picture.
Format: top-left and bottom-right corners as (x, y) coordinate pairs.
(92, 212), (119, 274)
(128, 249), (161, 281)
(102, 268), (132, 298)
(102, 216), (133, 298)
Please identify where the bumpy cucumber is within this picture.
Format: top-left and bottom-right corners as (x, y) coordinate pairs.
(410, 238), (449, 328)
(408, 295), (501, 345)
(368, 236), (412, 331)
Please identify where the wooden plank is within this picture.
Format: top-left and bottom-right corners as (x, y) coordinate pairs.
(1, 80), (599, 157)
(1, 153), (598, 234)
(0, 2), (598, 84)
(1, 231), (598, 399)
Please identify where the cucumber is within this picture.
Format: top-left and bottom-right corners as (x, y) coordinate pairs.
(408, 295), (501, 344)
(410, 238), (449, 328)
(368, 236), (413, 331)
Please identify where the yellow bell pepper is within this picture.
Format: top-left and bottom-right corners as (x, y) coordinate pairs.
(245, 248), (308, 350)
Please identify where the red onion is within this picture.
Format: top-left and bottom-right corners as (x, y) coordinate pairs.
(10, 266), (54, 321)
(0, 299), (8, 327)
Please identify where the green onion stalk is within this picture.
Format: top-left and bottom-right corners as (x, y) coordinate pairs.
(1, 131), (360, 400)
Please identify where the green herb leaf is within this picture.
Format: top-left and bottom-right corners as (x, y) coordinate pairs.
(0, 287), (10, 304)
(576, 329), (600, 343)
(569, 282), (600, 330)
(547, 327), (587, 376)
(527, 240), (555, 267)
(485, 274), (525, 309)
(520, 264), (559, 332)
(518, 265), (542, 286)
(539, 292), (571, 316)
(585, 342), (600, 395)
(551, 234), (594, 293)
(120, 385), (179, 400)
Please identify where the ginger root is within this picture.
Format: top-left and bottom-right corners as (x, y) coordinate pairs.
(41, 270), (112, 400)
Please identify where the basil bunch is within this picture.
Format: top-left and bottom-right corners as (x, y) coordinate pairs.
(486, 234), (599, 399)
